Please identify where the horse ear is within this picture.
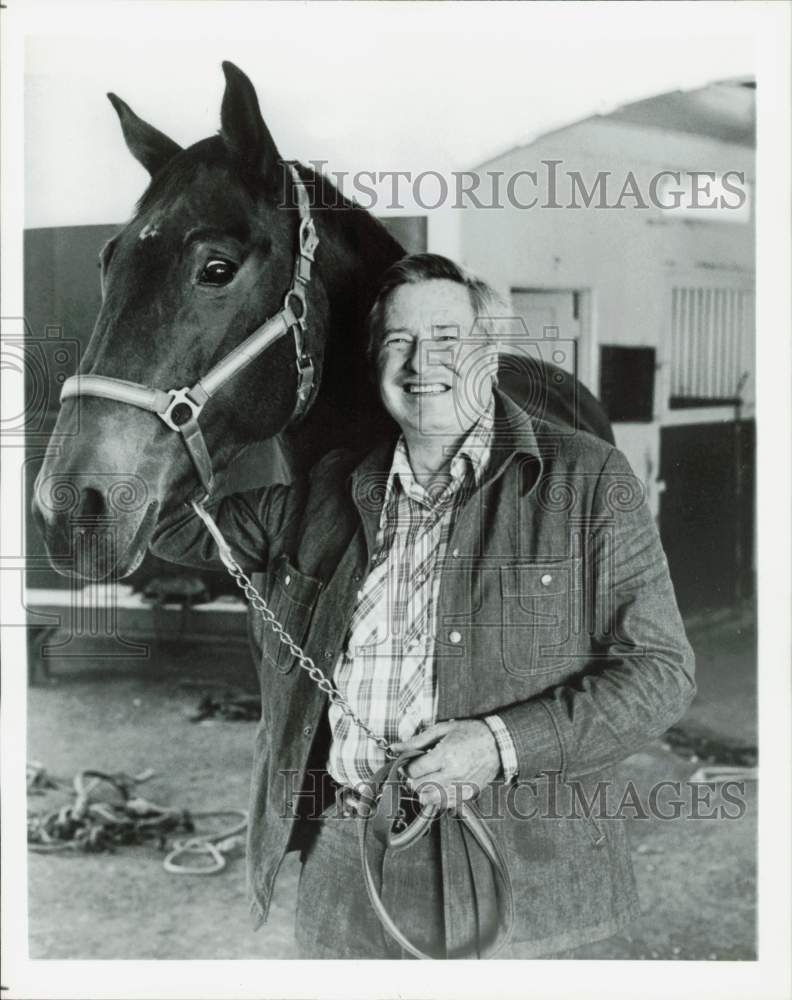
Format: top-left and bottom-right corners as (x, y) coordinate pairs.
(107, 93), (182, 176)
(220, 61), (279, 177)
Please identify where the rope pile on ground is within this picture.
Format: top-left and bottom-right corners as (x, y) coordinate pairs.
(27, 766), (247, 874)
(28, 768), (192, 853)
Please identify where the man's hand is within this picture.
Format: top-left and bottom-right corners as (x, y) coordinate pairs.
(391, 719), (501, 811)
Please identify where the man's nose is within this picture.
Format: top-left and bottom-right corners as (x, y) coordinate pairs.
(403, 337), (422, 372)
(405, 337), (453, 373)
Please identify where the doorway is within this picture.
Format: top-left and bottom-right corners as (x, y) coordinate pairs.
(508, 288), (592, 390)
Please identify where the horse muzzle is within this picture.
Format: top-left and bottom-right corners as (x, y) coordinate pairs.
(33, 463), (160, 581)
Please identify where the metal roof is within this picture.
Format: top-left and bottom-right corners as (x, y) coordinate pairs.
(603, 78), (755, 148)
(473, 78), (756, 170)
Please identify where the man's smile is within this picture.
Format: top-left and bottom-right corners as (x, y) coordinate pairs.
(401, 381), (452, 395)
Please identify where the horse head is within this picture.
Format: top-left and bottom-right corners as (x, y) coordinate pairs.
(33, 62), (403, 581)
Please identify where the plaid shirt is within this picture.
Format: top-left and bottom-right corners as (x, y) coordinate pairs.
(327, 398), (518, 787)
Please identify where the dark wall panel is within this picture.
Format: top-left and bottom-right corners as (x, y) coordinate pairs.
(659, 420), (755, 614)
(599, 345), (655, 423)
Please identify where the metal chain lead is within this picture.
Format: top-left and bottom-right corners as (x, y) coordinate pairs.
(191, 500), (396, 758)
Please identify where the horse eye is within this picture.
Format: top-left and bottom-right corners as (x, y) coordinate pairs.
(199, 258), (238, 286)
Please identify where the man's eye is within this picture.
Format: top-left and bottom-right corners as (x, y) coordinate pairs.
(385, 336), (410, 348)
(199, 258), (238, 286)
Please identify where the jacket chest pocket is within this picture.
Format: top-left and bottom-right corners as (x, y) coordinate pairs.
(257, 556), (323, 674)
(499, 558), (582, 677)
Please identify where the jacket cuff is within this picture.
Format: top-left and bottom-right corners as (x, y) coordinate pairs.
(496, 699), (564, 779)
(483, 715), (519, 783)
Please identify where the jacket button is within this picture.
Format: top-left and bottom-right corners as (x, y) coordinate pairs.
(324, 649), (333, 660)
(303, 726), (312, 737)
(540, 573), (553, 586)
(452, 548), (460, 558)
(448, 630), (462, 644)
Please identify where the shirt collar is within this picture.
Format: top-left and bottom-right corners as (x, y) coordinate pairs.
(383, 395), (496, 509)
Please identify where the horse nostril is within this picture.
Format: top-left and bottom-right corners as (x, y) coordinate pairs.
(78, 487), (107, 519)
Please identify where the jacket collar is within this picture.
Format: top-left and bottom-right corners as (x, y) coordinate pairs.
(484, 386), (543, 486)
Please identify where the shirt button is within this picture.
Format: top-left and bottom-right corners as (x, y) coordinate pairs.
(540, 573), (553, 587)
(284, 574), (291, 586)
(303, 726), (312, 737)
(323, 649), (333, 660)
(448, 630), (462, 644)
(452, 548), (460, 558)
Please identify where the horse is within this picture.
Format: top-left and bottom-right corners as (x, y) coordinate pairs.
(33, 61), (612, 583)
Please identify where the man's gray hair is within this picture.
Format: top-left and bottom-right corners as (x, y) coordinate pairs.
(365, 253), (502, 368)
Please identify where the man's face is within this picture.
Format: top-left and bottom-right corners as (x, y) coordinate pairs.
(375, 279), (497, 439)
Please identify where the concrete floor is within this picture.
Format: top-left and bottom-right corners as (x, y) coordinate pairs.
(25, 615), (757, 960)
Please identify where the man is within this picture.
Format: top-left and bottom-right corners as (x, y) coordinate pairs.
(151, 253), (695, 959)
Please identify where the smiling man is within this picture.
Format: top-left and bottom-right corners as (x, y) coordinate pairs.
(373, 273), (498, 475)
(151, 252), (695, 959)
(326, 261), (508, 819)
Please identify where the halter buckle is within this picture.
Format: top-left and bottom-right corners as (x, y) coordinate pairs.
(283, 285), (308, 331)
(295, 353), (315, 405)
(299, 218), (319, 261)
(159, 387), (205, 433)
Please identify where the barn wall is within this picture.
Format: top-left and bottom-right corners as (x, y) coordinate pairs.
(460, 118), (755, 513)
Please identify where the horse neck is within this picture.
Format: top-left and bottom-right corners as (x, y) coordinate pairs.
(292, 166), (404, 461)
(309, 168), (403, 331)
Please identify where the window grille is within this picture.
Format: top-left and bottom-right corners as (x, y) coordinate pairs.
(670, 286), (754, 407)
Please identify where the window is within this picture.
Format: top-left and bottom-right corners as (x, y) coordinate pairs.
(669, 287), (754, 408)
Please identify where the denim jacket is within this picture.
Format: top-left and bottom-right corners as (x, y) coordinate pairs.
(150, 388), (695, 956)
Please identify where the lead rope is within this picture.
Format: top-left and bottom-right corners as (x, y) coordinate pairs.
(190, 499), (396, 759)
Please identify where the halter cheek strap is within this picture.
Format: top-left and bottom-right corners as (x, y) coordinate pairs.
(59, 163), (319, 501)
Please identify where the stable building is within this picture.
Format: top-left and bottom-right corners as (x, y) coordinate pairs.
(459, 80), (756, 618)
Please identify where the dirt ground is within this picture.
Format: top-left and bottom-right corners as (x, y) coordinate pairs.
(25, 616), (757, 961)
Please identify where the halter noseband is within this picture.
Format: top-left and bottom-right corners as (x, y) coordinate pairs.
(59, 163), (319, 500)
